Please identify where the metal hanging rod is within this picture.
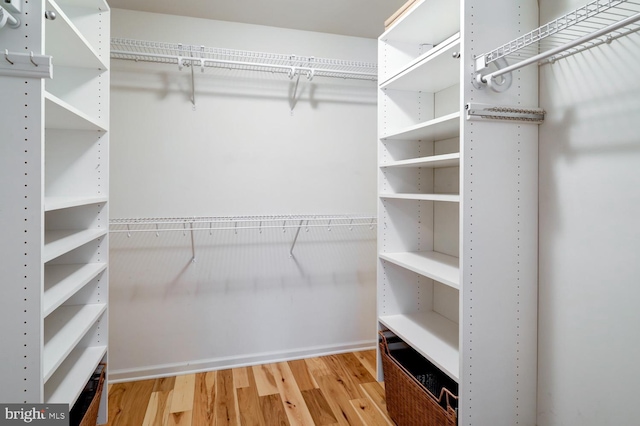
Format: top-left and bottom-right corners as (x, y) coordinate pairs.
(110, 214), (377, 261)
(110, 38), (378, 81)
(474, 0), (640, 92)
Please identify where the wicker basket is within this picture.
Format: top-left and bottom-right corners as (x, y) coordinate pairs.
(72, 363), (106, 426)
(379, 332), (457, 426)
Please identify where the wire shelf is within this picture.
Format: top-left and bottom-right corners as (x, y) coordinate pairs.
(110, 38), (378, 81)
(472, 0), (640, 92)
(110, 214), (377, 259)
(109, 214), (377, 234)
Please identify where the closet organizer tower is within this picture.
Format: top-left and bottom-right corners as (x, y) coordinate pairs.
(377, 0), (538, 425)
(0, 0), (110, 421)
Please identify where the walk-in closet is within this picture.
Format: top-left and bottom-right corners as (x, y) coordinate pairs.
(1, 0), (638, 425)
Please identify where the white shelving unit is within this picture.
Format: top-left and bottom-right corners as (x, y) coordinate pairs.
(377, 1), (539, 424)
(0, 0), (109, 422)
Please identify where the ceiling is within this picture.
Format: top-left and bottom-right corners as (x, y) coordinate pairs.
(106, 0), (408, 39)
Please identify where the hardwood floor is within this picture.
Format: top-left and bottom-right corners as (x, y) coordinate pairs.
(107, 350), (394, 426)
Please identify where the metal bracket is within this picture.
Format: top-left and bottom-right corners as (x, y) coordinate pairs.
(466, 103), (545, 124)
(0, 50), (52, 79)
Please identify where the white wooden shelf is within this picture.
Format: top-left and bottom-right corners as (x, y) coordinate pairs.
(43, 304), (106, 382)
(45, 345), (107, 406)
(381, 111), (460, 141)
(379, 312), (459, 381)
(57, 0), (110, 10)
(381, 33), (460, 92)
(380, 251), (460, 289)
(44, 263), (107, 317)
(380, 193), (460, 203)
(45, 0), (108, 70)
(45, 196), (108, 212)
(380, 0), (460, 45)
(45, 92), (107, 131)
(43, 229), (107, 263)
(380, 153), (460, 169)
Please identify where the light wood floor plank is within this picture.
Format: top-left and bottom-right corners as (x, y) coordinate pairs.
(237, 386), (266, 426)
(336, 352), (376, 385)
(287, 359), (316, 391)
(259, 394), (290, 426)
(107, 379), (155, 426)
(170, 374), (196, 413)
(192, 371), (216, 426)
(153, 376), (177, 393)
(360, 381), (391, 421)
(315, 374), (364, 426)
(142, 389), (173, 426)
(233, 367), (250, 389)
(252, 363), (279, 396)
(353, 350), (378, 380)
(271, 362), (316, 426)
(350, 397), (394, 426)
(167, 410), (192, 426)
(301, 388), (338, 426)
(107, 352), (396, 426)
(320, 355), (364, 400)
(215, 369), (239, 425)
(304, 357), (332, 387)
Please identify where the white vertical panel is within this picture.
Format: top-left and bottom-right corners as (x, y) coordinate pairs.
(537, 1), (640, 425)
(0, 0), (44, 403)
(461, 1), (538, 425)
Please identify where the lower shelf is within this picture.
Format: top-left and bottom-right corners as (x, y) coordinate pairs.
(45, 345), (107, 407)
(379, 311), (459, 381)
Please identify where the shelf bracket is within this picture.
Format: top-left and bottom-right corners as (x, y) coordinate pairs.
(466, 103), (545, 124)
(0, 50), (52, 79)
(289, 219), (304, 257)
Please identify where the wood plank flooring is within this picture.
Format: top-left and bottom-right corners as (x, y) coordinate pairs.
(107, 350), (394, 426)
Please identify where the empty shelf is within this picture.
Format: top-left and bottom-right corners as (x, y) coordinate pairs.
(380, 251), (459, 289)
(44, 263), (107, 317)
(45, 345), (107, 406)
(44, 303), (106, 382)
(381, 112), (460, 141)
(45, 196), (108, 212)
(44, 229), (107, 263)
(380, 193), (460, 202)
(45, 92), (107, 131)
(381, 33), (460, 92)
(379, 311), (459, 381)
(381, 0), (460, 46)
(380, 153), (460, 169)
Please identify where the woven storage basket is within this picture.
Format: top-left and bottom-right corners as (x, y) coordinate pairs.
(379, 333), (457, 426)
(77, 363), (106, 426)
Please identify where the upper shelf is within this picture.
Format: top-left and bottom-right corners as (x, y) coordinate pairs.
(475, 0), (640, 90)
(381, 33), (460, 92)
(380, 0), (460, 45)
(45, 0), (108, 70)
(110, 38), (377, 81)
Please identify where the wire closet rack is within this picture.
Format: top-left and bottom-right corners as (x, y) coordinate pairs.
(474, 0), (640, 91)
(110, 214), (377, 260)
(110, 38), (378, 81)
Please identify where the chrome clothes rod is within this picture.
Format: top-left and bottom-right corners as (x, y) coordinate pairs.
(474, 0), (640, 92)
(110, 215), (377, 261)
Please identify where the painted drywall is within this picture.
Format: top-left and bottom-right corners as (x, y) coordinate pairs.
(537, 1), (640, 424)
(109, 9), (378, 380)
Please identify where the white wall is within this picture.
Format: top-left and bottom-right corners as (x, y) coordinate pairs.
(537, 1), (640, 424)
(109, 9), (378, 380)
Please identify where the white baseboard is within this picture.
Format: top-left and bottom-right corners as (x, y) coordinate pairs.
(109, 340), (376, 383)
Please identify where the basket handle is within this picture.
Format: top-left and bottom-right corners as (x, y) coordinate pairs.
(378, 330), (391, 354)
